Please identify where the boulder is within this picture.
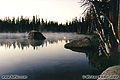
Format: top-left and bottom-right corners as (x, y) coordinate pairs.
(28, 30), (46, 40)
(97, 65), (120, 80)
(65, 37), (92, 49)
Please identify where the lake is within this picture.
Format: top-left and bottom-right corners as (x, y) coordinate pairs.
(0, 33), (100, 80)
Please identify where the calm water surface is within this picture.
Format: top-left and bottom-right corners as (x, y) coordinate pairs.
(0, 33), (97, 80)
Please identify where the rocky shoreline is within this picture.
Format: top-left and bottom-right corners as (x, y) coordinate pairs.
(64, 35), (120, 80)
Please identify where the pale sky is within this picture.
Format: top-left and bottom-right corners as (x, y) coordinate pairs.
(0, 0), (83, 24)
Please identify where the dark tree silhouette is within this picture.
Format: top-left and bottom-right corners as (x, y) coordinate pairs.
(80, 0), (120, 55)
(0, 15), (89, 33)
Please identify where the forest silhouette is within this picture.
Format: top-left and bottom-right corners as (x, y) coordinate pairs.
(0, 15), (93, 33)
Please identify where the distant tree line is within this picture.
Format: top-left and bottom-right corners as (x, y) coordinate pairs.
(0, 15), (95, 33)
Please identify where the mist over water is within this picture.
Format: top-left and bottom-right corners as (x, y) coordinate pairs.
(0, 32), (91, 49)
(0, 33), (28, 39)
(0, 32), (91, 40)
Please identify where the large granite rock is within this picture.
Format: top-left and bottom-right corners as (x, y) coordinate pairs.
(65, 37), (92, 49)
(65, 35), (99, 50)
(97, 65), (120, 80)
(28, 30), (46, 40)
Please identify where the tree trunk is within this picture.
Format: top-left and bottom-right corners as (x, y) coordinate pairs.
(109, 0), (119, 35)
(108, 0), (119, 49)
(118, 0), (120, 39)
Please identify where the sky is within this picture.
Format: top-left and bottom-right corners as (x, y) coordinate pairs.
(0, 0), (83, 24)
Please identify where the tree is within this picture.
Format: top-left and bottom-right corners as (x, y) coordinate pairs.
(118, 0), (120, 38)
(80, 0), (119, 54)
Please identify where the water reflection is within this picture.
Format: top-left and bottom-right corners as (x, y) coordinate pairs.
(65, 46), (120, 74)
(28, 40), (45, 50)
(1, 33), (119, 80)
(0, 32), (86, 50)
(0, 39), (69, 50)
(1, 32), (120, 74)
(0, 33), (95, 80)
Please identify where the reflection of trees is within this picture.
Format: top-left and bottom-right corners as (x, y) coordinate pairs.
(0, 39), (67, 50)
(0, 39), (30, 50)
(65, 45), (120, 74)
(87, 50), (120, 73)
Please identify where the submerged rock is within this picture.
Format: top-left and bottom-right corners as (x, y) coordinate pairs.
(97, 65), (120, 80)
(28, 30), (46, 40)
